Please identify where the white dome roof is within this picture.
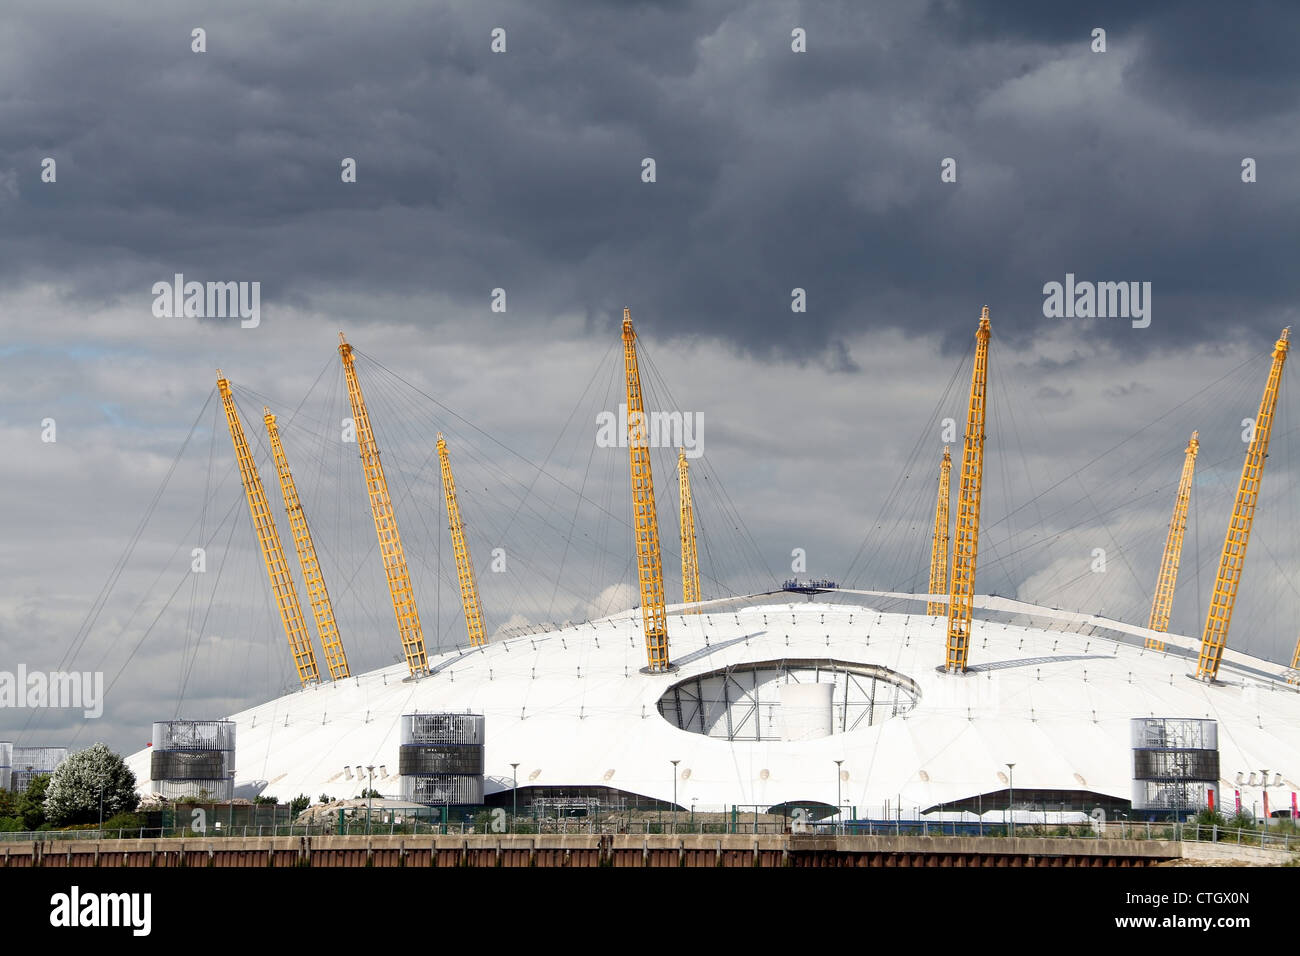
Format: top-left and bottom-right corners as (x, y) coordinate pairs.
(126, 594), (1300, 816)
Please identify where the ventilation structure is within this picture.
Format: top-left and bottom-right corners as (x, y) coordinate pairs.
(1131, 717), (1219, 813)
(150, 721), (236, 801)
(399, 713), (485, 806)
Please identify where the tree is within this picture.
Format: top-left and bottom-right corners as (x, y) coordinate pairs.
(290, 793), (311, 817)
(43, 744), (139, 827)
(19, 774), (51, 829)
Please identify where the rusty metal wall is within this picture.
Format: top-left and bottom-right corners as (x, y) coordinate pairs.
(0, 836), (1174, 868)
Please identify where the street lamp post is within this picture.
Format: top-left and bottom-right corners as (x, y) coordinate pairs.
(834, 760), (844, 834)
(1262, 768), (1270, 834)
(1260, 768), (1276, 834)
(1006, 763), (1016, 838)
(670, 760), (680, 835)
(510, 762), (520, 833)
(366, 765), (375, 835)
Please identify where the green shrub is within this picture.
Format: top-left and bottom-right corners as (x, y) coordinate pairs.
(1195, 808), (1226, 828)
(103, 811), (146, 831)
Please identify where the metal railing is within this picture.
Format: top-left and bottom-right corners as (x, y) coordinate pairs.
(1, 817), (1293, 849)
(0, 824), (324, 842)
(1180, 823), (1296, 852)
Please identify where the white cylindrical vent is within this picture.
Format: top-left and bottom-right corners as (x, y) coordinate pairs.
(1130, 717), (1219, 813)
(779, 683), (834, 741)
(400, 712), (485, 806)
(150, 720), (236, 802)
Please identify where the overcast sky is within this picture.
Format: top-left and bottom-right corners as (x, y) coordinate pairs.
(3, 1), (1299, 757)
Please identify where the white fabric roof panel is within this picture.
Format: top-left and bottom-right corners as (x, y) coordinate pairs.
(125, 597), (1300, 816)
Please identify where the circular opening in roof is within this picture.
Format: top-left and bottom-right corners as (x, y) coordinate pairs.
(657, 658), (919, 741)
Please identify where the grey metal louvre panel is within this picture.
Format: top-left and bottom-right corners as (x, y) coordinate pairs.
(1130, 717), (1217, 750)
(152, 750), (228, 781)
(400, 713), (484, 746)
(151, 720), (236, 752)
(398, 745), (484, 776)
(152, 777), (234, 801)
(401, 774), (484, 805)
(1133, 748), (1219, 781)
(12, 746), (67, 771)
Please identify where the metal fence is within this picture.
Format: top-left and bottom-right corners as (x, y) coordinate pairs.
(0, 816), (1293, 849)
(0, 824), (337, 842)
(1180, 823), (1296, 851)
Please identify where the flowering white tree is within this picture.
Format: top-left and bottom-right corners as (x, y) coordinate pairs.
(44, 743), (138, 826)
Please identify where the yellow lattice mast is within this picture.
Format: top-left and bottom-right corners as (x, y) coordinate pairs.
(944, 307), (991, 673)
(437, 433), (487, 647)
(927, 446), (952, 615)
(1289, 635), (1300, 683)
(623, 310), (671, 672)
(338, 333), (429, 678)
(264, 407), (350, 680)
(1196, 328), (1290, 682)
(678, 450), (701, 607)
(1144, 431), (1199, 652)
(216, 373), (320, 686)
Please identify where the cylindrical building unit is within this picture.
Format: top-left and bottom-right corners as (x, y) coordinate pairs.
(150, 720), (236, 801)
(399, 713), (484, 806)
(11, 746), (68, 791)
(0, 742), (11, 792)
(1131, 717), (1219, 815)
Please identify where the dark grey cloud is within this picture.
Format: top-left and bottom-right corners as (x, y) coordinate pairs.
(943, 0), (1300, 122)
(1, 0), (1296, 363)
